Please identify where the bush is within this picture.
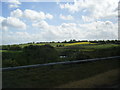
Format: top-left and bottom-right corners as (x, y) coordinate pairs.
(2, 45), (10, 50)
(60, 49), (91, 61)
(22, 45), (59, 64)
(3, 59), (19, 67)
(9, 45), (22, 51)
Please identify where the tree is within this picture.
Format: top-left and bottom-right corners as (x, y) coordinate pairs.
(62, 40), (67, 43)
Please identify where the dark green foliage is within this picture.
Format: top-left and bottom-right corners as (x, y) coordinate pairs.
(22, 45), (59, 64)
(2, 51), (22, 67)
(2, 43), (120, 67)
(56, 45), (64, 47)
(9, 45), (22, 51)
(62, 39), (89, 43)
(62, 40), (67, 43)
(2, 45), (59, 67)
(1, 45), (22, 50)
(85, 46), (120, 58)
(57, 44), (120, 61)
(3, 59), (19, 67)
(60, 49), (91, 61)
(2, 51), (21, 61)
(1, 45), (10, 50)
(89, 40), (120, 44)
(69, 39), (77, 43)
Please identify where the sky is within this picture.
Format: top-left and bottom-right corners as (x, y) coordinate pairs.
(0, 0), (119, 45)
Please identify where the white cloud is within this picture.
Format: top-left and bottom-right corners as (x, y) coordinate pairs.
(10, 9), (53, 21)
(46, 13), (53, 19)
(8, 0), (21, 5)
(60, 0), (119, 21)
(10, 9), (23, 18)
(79, 21), (118, 40)
(0, 17), (6, 30)
(2, 31), (31, 45)
(2, 17), (26, 30)
(2, 0), (118, 45)
(60, 0), (86, 13)
(2, 20), (117, 44)
(9, 4), (19, 8)
(23, 9), (53, 21)
(60, 14), (74, 20)
(0, 17), (5, 23)
(32, 20), (49, 29)
(8, 0), (21, 8)
(24, 9), (45, 20)
(32, 20), (118, 41)
(82, 15), (94, 22)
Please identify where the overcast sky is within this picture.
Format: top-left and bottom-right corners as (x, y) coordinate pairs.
(0, 0), (119, 45)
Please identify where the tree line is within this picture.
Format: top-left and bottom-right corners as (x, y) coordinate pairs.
(25, 39), (120, 44)
(1, 40), (120, 50)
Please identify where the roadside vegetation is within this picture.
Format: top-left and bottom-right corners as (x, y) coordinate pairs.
(3, 58), (120, 88)
(56, 68), (120, 88)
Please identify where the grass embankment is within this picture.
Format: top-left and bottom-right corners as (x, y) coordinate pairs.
(3, 59), (120, 88)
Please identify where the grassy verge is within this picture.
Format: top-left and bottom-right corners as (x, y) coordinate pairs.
(56, 68), (120, 88)
(2, 59), (120, 88)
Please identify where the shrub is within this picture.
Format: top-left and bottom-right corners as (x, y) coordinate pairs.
(3, 59), (19, 67)
(22, 45), (59, 64)
(9, 45), (22, 51)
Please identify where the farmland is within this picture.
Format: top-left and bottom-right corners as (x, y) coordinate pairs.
(1, 40), (120, 88)
(64, 42), (96, 46)
(2, 41), (120, 67)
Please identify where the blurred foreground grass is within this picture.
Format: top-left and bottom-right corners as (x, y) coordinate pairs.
(57, 68), (120, 88)
(3, 58), (120, 88)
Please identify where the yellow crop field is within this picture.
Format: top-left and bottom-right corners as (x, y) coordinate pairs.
(65, 42), (96, 46)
